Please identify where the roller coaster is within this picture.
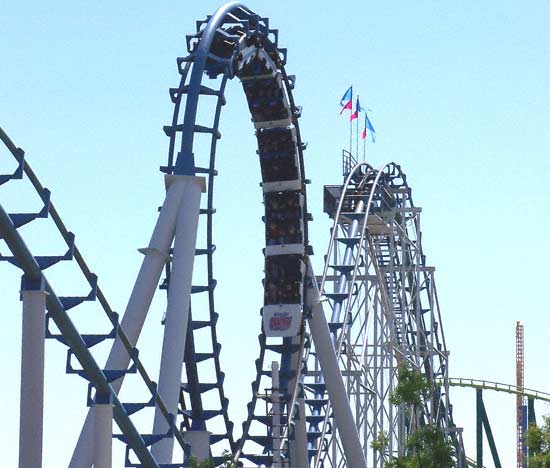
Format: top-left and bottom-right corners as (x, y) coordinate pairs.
(1, 3), (544, 468)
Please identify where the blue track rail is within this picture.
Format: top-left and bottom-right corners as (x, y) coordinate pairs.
(161, 3), (312, 466)
(1, 3), (315, 465)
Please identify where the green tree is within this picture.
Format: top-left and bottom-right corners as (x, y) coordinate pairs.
(187, 450), (238, 468)
(188, 457), (215, 468)
(383, 425), (455, 468)
(526, 416), (550, 468)
(372, 362), (455, 468)
(389, 362), (431, 408)
(371, 431), (390, 453)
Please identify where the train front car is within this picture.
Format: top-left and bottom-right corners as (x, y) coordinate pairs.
(238, 38), (307, 338)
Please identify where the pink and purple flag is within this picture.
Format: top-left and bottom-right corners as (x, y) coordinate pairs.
(339, 86), (353, 114)
(350, 96), (365, 121)
(361, 113), (376, 142)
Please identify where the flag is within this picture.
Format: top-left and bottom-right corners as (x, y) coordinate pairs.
(339, 86), (352, 114)
(361, 113), (376, 142)
(350, 96), (365, 121)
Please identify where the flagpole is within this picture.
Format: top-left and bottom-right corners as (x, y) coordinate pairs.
(349, 87), (352, 156)
(363, 134), (366, 162)
(355, 102), (359, 162)
(340, 85), (353, 159)
(349, 112), (352, 157)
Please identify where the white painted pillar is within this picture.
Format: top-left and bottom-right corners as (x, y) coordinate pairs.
(19, 278), (47, 468)
(93, 393), (113, 468)
(290, 396), (308, 468)
(305, 260), (367, 468)
(183, 431), (212, 462)
(288, 334), (308, 468)
(272, 361), (282, 468)
(70, 175), (191, 468)
(152, 175), (205, 463)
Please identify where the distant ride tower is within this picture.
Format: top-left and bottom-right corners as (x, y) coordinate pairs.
(516, 321), (526, 468)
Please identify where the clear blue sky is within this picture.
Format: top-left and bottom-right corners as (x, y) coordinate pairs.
(1, 1), (550, 466)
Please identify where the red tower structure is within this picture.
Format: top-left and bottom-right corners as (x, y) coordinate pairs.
(516, 321), (525, 468)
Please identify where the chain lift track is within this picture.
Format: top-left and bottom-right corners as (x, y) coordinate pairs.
(304, 162), (465, 468)
(1, 3), (468, 468)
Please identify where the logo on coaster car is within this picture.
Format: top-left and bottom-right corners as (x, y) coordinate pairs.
(270, 315), (292, 331)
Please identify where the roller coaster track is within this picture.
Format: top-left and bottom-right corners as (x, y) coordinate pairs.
(0, 132), (186, 466)
(3, 3), (312, 466)
(442, 379), (550, 467)
(301, 160), (465, 468)
(160, 3), (312, 466)
(1, 3), (467, 468)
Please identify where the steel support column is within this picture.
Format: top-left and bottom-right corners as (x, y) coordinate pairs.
(182, 431), (211, 462)
(476, 389), (483, 468)
(152, 175), (205, 462)
(528, 397), (536, 459)
(527, 397), (536, 426)
(476, 388), (502, 468)
(480, 401), (502, 468)
(19, 276), (47, 468)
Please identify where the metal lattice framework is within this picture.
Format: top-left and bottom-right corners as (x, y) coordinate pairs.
(0, 3), (467, 468)
(301, 161), (463, 468)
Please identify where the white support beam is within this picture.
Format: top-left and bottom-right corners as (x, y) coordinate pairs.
(272, 361), (282, 468)
(70, 174), (194, 468)
(287, 332), (308, 468)
(289, 397), (308, 468)
(19, 278), (47, 468)
(152, 175), (205, 463)
(93, 394), (113, 468)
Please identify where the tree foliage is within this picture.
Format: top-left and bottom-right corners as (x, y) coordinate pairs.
(187, 450), (238, 468)
(372, 362), (456, 468)
(371, 431), (390, 452)
(389, 362), (431, 408)
(382, 425), (455, 468)
(526, 416), (550, 468)
(398, 426), (455, 468)
(188, 457), (215, 468)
